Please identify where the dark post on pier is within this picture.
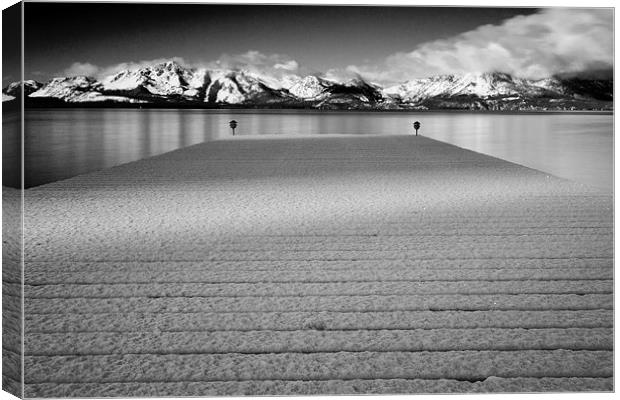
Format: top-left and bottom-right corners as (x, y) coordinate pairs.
(229, 120), (238, 136)
(413, 121), (421, 136)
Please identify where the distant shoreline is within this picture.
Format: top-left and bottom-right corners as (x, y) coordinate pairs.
(13, 104), (614, 115)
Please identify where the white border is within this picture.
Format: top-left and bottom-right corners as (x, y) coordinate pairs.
(0, 2), (616, 400)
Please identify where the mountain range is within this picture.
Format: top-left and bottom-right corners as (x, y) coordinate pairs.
(3, 61), (613, 111)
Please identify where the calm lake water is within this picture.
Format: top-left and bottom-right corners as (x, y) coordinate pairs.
(2, 109), (613, 191)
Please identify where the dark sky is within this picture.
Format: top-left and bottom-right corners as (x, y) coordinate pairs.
(2, 2), (20, 85)
(19, 3), (539, 84)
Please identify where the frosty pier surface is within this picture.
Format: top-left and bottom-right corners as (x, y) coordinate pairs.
(18, 134), (613, 396)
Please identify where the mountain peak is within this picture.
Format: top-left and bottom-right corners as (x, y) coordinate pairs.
(2, 79), (43, 97)
(287, 75), (331, 99)
(101, 60), (200, 96)
(153, 60), (186, 72)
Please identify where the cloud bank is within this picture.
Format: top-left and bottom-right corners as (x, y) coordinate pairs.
(346, 8), (613, 84)
(203, 51), (307, 84)
(205, 51), (298, 73)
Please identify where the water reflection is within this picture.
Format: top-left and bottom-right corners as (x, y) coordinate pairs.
(422, 113), (613, 191)
(20, 109), (220, 188)
(11, 109), (613, 191)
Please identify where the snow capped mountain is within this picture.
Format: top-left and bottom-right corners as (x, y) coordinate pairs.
(101, 63), (288, 104)
(102, 60), (205, 97)
(3, 82), (20, 96)
(30, 76), (102, 100)
(204, 69), (259, 103)
(204, 70), (244, 103)
(3, 79), (44, 97)
(282, 75), (386, 109)
(380, 72), (612, 110)
(205, 69), (297, 104)
(287, 75), (333, 100)
(6, 62), (612, 110)
(30, 76), (142, 103)
(383, 72), (552, 102)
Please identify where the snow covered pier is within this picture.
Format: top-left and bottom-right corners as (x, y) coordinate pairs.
(18, 134), (613, 396)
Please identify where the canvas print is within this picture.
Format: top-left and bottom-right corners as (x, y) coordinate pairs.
(1, 1), (614, 398)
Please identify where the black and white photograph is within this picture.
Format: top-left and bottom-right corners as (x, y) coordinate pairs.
(1, 0), (615, 398)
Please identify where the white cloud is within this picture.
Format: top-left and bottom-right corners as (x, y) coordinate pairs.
(205, 50), (301, 78)
(347, 8), (613, 85)
(274, 60), (299, 71)
(62, 62), (100, 77)
(322, 68), (360, 83)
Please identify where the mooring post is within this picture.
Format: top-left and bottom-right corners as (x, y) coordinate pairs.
(229, 120), (238, 136)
